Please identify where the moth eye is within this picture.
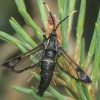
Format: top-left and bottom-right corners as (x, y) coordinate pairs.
(9, 59), (19, 67)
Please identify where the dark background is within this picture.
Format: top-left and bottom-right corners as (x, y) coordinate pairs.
(0, 0), (100, 100)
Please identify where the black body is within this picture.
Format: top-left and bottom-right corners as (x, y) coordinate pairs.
(37, 30), (58, 96)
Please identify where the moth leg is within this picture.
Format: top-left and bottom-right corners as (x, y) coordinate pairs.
(53, 78), (56, 85)
(34, 64), (41, 72)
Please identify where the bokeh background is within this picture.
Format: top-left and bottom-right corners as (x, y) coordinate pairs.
(0, 0), (100, 100)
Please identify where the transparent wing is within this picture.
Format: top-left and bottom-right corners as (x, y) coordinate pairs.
(1, 44), (43, 73)
(57, 48), (92, 83)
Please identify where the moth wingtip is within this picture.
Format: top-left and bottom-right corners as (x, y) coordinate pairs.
(81, 77), (92, 84)
(86, 76), (92, 83)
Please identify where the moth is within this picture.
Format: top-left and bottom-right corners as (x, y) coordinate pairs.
(1, 3), (92, 96)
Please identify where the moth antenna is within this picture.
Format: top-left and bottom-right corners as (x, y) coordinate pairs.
(43, 2), (55, 30)
(55, 10), (77, 30)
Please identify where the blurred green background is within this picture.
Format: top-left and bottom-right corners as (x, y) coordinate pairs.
(0, 0), (100, 100)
